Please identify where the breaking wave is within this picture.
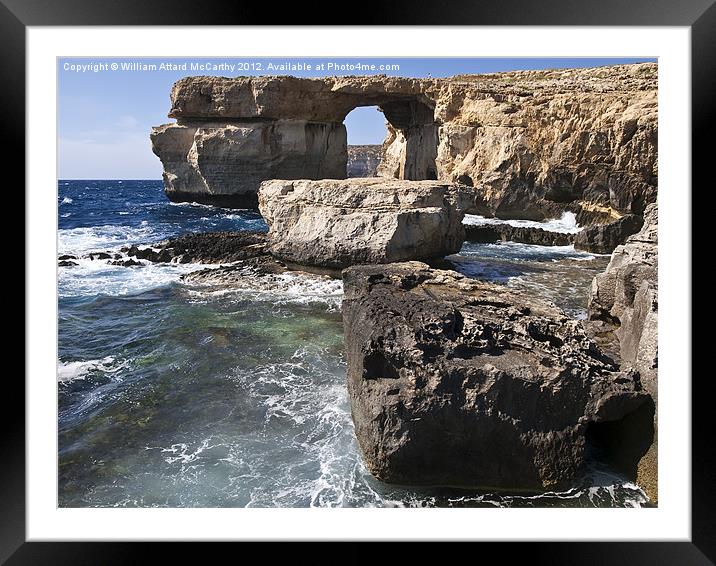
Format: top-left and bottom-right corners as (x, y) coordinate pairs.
(58, 355), (128, 384)
(463, 211), (581, 234)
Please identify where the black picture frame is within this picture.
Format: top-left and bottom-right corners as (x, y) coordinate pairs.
(7, 1), (711, 563)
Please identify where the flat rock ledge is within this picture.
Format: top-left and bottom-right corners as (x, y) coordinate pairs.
(122, 231), (268, 264)
(464, 213), (644, 251)
(60, 231), (337, 289)
(464, 224), (575, 247)
(259, 178), (472, 273)
(119, 231), (334, 290)
(342, 261), (654, 491)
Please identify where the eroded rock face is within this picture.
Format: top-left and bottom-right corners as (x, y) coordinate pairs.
(587, 203), (657, 501)
(150, 121), (346, 208)
(258, 179), (471, 272)
(574, 214), (644, 254)
(464, 224), (575, 246)
(151, 64), (657, 217)
(342, 262), (654, 490)
(588, 204), (657, 395)
(433, 71), (657, 220)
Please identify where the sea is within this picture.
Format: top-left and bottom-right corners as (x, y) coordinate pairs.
(57, 180), (649, 508)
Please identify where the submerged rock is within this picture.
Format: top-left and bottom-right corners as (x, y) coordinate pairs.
(574, 214), (644, 254)
(342, 261), (654, 491)
(111, 258), (144, 267)
(259, 178), (472, 272)
(180, 255), (342, 307)
(464, 224), (575, 246)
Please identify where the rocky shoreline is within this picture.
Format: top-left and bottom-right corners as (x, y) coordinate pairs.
(58, 184), (658, 500)
(586, 203), (658, 501)
(463, 212), (646, 253)
(62, 63), (659, 504)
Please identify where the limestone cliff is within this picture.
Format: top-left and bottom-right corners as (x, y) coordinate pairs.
(347, 145), (382, 177)
(587, 202), (658, 502)
(151, 63), (657, 221)
(588, 203), (658, 396)
(427, 64), (657, 222)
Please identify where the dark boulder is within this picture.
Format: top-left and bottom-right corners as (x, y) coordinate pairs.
(88, 252), (112, 260)
(58, 260), (78, 267)
(342, 262), (654, 491)
(111, 258), (143, 267)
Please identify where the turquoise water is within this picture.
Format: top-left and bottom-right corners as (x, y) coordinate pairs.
(58, 180), (643, 508)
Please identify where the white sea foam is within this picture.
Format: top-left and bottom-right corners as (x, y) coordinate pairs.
(264, 273), (343, 307)
(463, 211), (582, 234)
(169, 201), (223, 210)
(57, 222), (212, 297)
(60, 197), (73, 205)
(58, 224), (168, 256)
(57, 355), (127, 384)
(227, 346), (358, 507)
(459, 241), (595, 261)
(222, 214), (255, 221)
(155, 439), (221, 466)
(58, 257), (210, 298)
(185, 270), (344, 310)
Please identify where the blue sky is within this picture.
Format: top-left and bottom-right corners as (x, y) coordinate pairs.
(58, 57), (656, 179)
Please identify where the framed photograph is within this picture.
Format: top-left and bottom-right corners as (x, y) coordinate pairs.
(10, 0), (710, 562)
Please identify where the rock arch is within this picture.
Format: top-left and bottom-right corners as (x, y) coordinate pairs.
(151, 76), (440, 208)
(151, 65), (658, 221)
(343, 97), (438, 182)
